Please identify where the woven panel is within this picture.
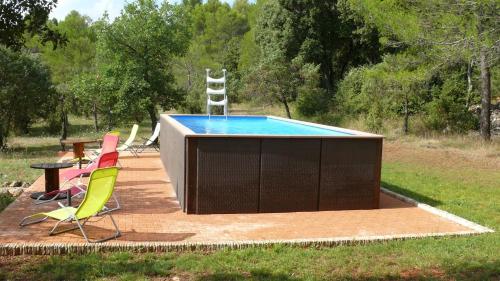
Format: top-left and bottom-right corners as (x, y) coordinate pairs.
(260, 139), (321, 212)
(196, 138), (260, 214)
(160, 116), (186, 211)
(185, 138), (198, 214)
(319, 139), (382, 210)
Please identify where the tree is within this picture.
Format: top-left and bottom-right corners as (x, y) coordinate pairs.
(0, 0), (66, 49)
(255, 0), (382, 115)
(296, 63), (328, 117)
(182, 0), (202, 8)
(71, 70), (121, 131)
(244, 56), (301, 118)
(29, 11), (97, 137)
(176, 0), (251, 113)
(336, 53), (429, 134)
(99, 0), (191, 132)
(0, 45), (54, 148)
(350, 0), (499, 140)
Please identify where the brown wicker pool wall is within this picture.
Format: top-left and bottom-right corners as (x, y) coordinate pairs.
(160, 115), (383, 214)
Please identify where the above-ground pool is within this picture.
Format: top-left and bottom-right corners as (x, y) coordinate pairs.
(160, 115), (383, 214)
(171, 115), (354, 136)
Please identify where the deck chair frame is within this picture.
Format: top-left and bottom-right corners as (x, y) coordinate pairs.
(117, 124), (139, 157)
(135, 122), (160, 153)
(20, 168), (122, 243)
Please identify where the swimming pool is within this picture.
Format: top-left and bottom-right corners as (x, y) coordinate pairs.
(160, 114), (383, 214)
(171, 115), (354, 136)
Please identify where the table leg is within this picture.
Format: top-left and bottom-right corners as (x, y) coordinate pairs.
(45, 168), (60, 193)
(73, 143), (85, 169)
(67, 189), (72, 206)
(73, 143), (85, 158)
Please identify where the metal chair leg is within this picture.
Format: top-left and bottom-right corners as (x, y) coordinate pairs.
(48, 218), (88, 236)
(99, 194), (121, 215)
(129, 147), (139, 157)
(19, 215), (48, 227)
(76, 214), (121, 243)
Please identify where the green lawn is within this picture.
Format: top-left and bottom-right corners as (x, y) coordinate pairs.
(0, 118), (499, 280)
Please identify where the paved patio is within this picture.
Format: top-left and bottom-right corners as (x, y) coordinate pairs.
(0, 152), (491, 254)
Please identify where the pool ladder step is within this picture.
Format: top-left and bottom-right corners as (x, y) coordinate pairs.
(206, 69), (228, 117)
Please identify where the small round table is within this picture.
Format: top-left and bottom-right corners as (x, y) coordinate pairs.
(60, 138), (100, 168)
(30, 163), (74, 200)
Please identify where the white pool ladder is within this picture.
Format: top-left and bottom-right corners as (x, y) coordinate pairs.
(206, 68), (228, 117)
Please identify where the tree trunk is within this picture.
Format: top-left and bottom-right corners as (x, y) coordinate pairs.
(60, 95), (68, 140)
(186, 62), (192, 91)
(106, 109), (113, 131)
(0, 124), (4, 149)
(403, 96), (409, 135)
(479, 49), (491, 141)
(61, 112), (68, 140)
(148, 105), (158, 134)
(320, 59), (335, 97)
(466, 59), (474, 108)
(281, 96), (292, 119)
(92, 102), (99, 132)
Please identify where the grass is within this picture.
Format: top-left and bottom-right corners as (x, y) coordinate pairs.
(0, 114), (499, 280)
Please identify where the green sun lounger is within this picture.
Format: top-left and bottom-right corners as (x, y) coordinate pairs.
(20, 167), (121, 243)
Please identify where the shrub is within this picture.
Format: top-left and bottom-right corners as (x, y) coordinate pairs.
(296, 63), (329, 117)
(424, 77), (477, 133)
(0, 194), (14, 213)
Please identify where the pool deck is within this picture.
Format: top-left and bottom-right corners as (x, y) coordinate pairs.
(0, 152), (493, 255)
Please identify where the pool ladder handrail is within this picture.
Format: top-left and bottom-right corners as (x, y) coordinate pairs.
(206, 69), (228, 118)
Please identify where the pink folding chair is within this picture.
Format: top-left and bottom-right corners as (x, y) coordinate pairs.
(87, 133), (120, 162)
(101, 134), (120, 154)
(35, 152), (119, 205)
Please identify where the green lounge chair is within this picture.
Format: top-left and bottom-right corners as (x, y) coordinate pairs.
(20, 167), (121, 243)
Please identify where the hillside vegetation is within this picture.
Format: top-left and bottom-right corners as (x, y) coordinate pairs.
(1, 0), (499, 149)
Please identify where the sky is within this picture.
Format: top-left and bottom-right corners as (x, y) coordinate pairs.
(50, 0), (236, 21)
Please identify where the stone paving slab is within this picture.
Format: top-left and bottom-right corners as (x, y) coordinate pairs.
(0, 152), (492, 254)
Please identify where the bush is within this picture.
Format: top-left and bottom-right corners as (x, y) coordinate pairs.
(45, 113), (62, 135)
(296, 63), (329, 117)
(365, 101), (384, 133)
(0, 45), (55, 145)
(296, 89), (328, 117)
(0, 194), (14, 213)
(424, 77), (477, 133)
(335, 67), (368, 115)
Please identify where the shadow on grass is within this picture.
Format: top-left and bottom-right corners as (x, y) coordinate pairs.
(1, 254), (499, 281)
(196, 260), (500, 280)
(0, 144), (60, 159)
(9, 144), (61, 154)
(27, 123), (97, 138)
(196, 270), (300, 281)
(381, 180), (442, 207)
(29, 252), (174, 281)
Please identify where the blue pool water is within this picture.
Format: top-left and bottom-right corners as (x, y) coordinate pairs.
(171, 115), (354, 136)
